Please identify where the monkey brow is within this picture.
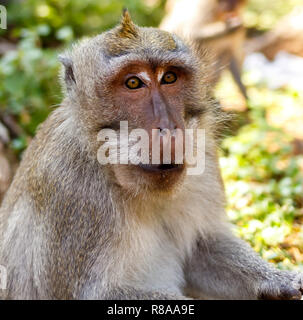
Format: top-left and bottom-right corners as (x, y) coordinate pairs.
(104, 50), (196, 77)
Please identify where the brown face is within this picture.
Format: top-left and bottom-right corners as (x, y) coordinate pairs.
(63, 13), (204, 195)
(105, 61), (191, 193)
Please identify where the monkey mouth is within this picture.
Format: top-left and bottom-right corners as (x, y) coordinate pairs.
(137, 163), (184, 173)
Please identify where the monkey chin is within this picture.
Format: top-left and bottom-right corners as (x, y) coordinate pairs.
(112, 163), (186, 196)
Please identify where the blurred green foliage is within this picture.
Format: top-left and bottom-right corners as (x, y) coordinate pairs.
(4, 0), (165, 42)
(219, 76), (303, 271)
(0, 0), (303, 270)
(0, 31), (60, 150)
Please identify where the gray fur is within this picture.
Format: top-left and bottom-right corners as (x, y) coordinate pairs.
(0, 13), (302, 300)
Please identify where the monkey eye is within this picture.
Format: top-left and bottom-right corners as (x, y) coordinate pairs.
(161, 71), (177, 85)
(125, 76), (143, 90)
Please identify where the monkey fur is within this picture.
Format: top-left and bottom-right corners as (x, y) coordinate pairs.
(0, 11), (302, 300)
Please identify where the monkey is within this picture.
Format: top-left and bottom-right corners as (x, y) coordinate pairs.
(0, 10), (302, 300)
(160, 0), (248, 99)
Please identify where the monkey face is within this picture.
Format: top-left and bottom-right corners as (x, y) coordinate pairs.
(106, 60), (192, 193)
(59, 11), (209, 195)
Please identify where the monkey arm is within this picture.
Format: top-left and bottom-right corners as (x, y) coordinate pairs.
(184, 231), (303, 300)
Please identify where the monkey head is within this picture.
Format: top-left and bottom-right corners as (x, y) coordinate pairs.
(59, 10), (211, 195)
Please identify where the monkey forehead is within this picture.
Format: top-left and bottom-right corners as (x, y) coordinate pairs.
(100, 48), (198, 79)
(70, 29), (192, 63)
(102, 27), (180, 57)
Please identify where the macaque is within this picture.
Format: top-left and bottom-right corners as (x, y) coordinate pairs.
(0, 11), (302, 300)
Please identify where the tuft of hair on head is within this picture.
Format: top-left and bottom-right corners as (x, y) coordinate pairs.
(117, 8), (138, 39)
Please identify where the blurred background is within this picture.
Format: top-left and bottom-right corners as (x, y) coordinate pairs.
(0, 0), (303, 271)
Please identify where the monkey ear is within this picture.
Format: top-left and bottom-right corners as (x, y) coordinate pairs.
(117, 8), (138, 38)
(58, 54), (76, 89)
